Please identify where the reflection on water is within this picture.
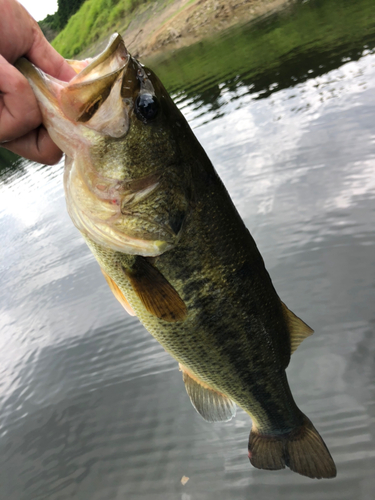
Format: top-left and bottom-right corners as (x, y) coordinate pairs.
(149, 0), (375, 122)
(1, 0), (375, 498)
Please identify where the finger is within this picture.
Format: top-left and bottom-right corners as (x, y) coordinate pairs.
(0, 1), (75, 83)
(1, 126), (63, 165)
(27, 24), (76, 82)
(0, 54), (42, 142)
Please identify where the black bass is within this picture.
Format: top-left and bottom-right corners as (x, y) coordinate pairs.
(16, 34), (336, 479)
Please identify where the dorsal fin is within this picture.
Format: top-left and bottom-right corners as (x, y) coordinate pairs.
(101, 268), (136, 316)
(179, 364), (236, 422)
(122, 257), (187, 322)
(281, 302), (314, 354)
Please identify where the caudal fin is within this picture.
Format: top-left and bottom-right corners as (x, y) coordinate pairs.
(248, 415), (336, 479)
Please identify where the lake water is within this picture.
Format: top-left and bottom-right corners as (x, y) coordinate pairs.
(1, 0), (375, 498)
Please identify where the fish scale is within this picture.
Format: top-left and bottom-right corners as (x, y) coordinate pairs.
(85, 171), (304, 431)
(16, 33), (336, 479)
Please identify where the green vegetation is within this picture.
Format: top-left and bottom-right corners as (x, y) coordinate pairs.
(51, 0), (159, 57)
(40, 0), (87, 41)
(56, 0), (87, 29)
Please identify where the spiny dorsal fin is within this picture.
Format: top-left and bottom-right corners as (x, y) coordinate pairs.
(101, 268), (136, 316)
(122, 257), (187, 322)
(179, 364), (236, 422)
(281, 302), (314, 354)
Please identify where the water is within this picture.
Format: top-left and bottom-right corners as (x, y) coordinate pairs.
(1, 0), (375, 497)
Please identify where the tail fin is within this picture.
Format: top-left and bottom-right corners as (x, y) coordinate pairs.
(248, 415), (336, 479)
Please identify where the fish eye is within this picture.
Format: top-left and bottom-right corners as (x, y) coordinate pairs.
(134, 93), (159, 123)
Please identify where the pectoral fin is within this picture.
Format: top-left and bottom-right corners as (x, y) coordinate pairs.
(180, 364), (236, 422)
(122, 257), (187, 322)
(101, 268), (136, 316)
(281, 302), (314, 354)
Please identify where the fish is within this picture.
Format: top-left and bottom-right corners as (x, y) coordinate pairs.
(16, 33), (336, 479)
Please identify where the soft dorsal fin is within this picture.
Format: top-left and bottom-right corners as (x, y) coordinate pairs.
(281, 302), (314, 354)
(101, 268), (136, 316)
(122, 257), (187, 322)
(179, 364), (236, 422)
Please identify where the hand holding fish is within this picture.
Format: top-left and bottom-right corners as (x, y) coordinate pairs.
(0, 0), (75, 163)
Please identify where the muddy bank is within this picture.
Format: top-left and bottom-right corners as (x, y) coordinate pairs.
(81, 0), (295, 60)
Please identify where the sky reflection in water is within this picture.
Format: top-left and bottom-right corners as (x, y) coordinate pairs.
(1, 1), (375, 498)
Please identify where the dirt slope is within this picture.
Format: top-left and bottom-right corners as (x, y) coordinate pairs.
(80, 0), (295, 59)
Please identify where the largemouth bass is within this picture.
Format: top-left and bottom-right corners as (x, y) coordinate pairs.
(16, 34), (336, 479)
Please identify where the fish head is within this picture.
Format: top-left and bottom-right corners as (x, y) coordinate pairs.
(16, 33), (168, 156)
(16, 34), (192, 256)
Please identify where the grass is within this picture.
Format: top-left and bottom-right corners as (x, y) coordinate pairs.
(52, 0), (157, 58)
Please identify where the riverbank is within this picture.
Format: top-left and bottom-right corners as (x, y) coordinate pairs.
(70, 0), (296, 60)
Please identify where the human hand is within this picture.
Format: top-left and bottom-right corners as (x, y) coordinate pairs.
(0, 0), (75, 164)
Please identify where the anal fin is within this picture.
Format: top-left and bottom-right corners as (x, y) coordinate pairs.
(101, 268), (136, 316)
(180, 364), (236, 422)
(281, 302), (314, 354)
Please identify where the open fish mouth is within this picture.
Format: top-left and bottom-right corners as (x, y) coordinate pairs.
(16, 33), (161, 150)
(15, 34), (146, 145)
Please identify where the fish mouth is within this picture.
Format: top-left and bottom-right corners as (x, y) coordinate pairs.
(15, 34), (138, 146)
(16, 32), (128, 102)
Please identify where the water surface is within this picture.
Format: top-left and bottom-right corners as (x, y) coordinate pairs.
(1, 0), (375, 498)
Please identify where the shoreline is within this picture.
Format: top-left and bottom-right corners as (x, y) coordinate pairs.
(79, 0), (296, 60)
